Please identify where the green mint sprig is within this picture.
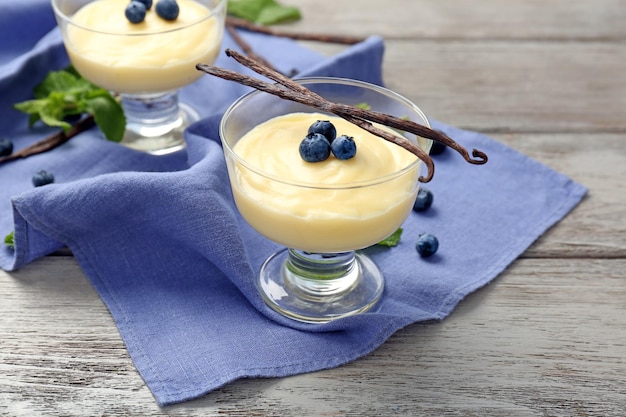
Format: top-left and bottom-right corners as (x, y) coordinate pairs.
(13, 66), (125, 142)
(375, 228), (403, 247)
(228, 0), (301, 25)
(4, 231), (14, 248)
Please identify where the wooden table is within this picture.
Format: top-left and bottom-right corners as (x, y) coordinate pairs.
(2, 1), (625, 415)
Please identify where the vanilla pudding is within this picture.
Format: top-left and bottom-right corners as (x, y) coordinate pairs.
(64, 0), (223, 94)
(229, 112), (422, 253)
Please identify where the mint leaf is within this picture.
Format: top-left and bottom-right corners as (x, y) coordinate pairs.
(375, 228), (403, 247)
(15, 93), (75, 131)
(257, 3), (300, 24)
(28, 112), (40, 127)
(355, 102), (372, 110)
(14, 66), (125, 142)
(39, 110), (72, 130)
(85, 94), (125, 142)
(40, 91), (75, 129)
(4, 231), (14, 248)
(34, 70), (86, 99)
(228, 0), (301, 24)
(13, 99), (48, 126)
(228, 0), (265, 21)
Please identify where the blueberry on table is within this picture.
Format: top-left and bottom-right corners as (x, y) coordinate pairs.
(307, 120), (336, 143)
(125, 1), (147, 23)
(413, 187), (434, 211)
(135, 0), (153, 9)
(156, 0), (180, 20)
(32, 170), (55, 187)
(416, 233), (439, 257)
(0, 137), (13, 157)
(299, 133), (331, 162)
(331, 135), (357, 160)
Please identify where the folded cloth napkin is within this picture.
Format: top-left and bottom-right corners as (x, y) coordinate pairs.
(0, 2), (587, 406)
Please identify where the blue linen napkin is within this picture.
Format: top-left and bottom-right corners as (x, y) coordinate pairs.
(0, 1), (587, 406)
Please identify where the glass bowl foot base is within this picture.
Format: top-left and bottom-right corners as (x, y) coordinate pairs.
(257, 248), (384, 323)
(119, 92), (199, 155)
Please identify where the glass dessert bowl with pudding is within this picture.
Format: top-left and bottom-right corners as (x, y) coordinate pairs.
(220, 78), (432, 323)
(52, 0), (226, 154)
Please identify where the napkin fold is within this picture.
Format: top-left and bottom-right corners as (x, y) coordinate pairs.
(1, 2), (587, 406)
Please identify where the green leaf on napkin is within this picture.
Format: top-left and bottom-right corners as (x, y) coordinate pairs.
(84, 94), (126, 143)
(13, 67), (125, 142)
(4, 231), (14, 248)
(375, 228), (403, 247)
(228, 0), (301, 25)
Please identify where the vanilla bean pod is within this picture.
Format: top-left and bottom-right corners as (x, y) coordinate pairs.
(197, 50), (489, 182)
(224, 49), (487, 166)
(225, 16), (366, 45)
(223, 49), (435, 182)
(341, 115), (435, 182)
(226, 23), (283, 75)
(0, 115), (95, 165)
(330, 103), (488, 164)
(196, 62), (438, 180)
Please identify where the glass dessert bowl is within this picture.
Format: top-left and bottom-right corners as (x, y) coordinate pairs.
(52, 0), (226, 154)
(220, 77), (432, 323)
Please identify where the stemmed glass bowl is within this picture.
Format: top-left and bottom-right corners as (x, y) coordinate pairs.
(52, 0), (226, 154)
(220, 77), (432, 323)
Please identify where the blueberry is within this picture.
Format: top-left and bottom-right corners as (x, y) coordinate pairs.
(307, 120), (336, 143)
(156, 0), (180, 20)
(299, 133), (331, 162)
(32, 170), (55, 187)
(0, 137), (13, 157)
(412, 187), (433, 211)
(135, 0), (153, 9)
(331, 135), (357, 160)
(429, 141), (447, 155)
(125, 1), (147, 23)
(416, 233), (439, 257)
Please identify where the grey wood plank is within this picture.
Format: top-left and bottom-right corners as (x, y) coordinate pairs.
(288, 0), (626, 41)
(1, 257), (624, 416)
(382, 40), (626, 133)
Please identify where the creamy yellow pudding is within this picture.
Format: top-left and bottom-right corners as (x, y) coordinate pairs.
(65, 0), (222, 94)
(229, 113), (421, 253)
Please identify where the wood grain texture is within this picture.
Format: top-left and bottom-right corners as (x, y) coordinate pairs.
(283, 0), (626, 41)
(1, 0), (625, 415)
(383, 40), (626, 133)
(1, 258), (625, 416)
